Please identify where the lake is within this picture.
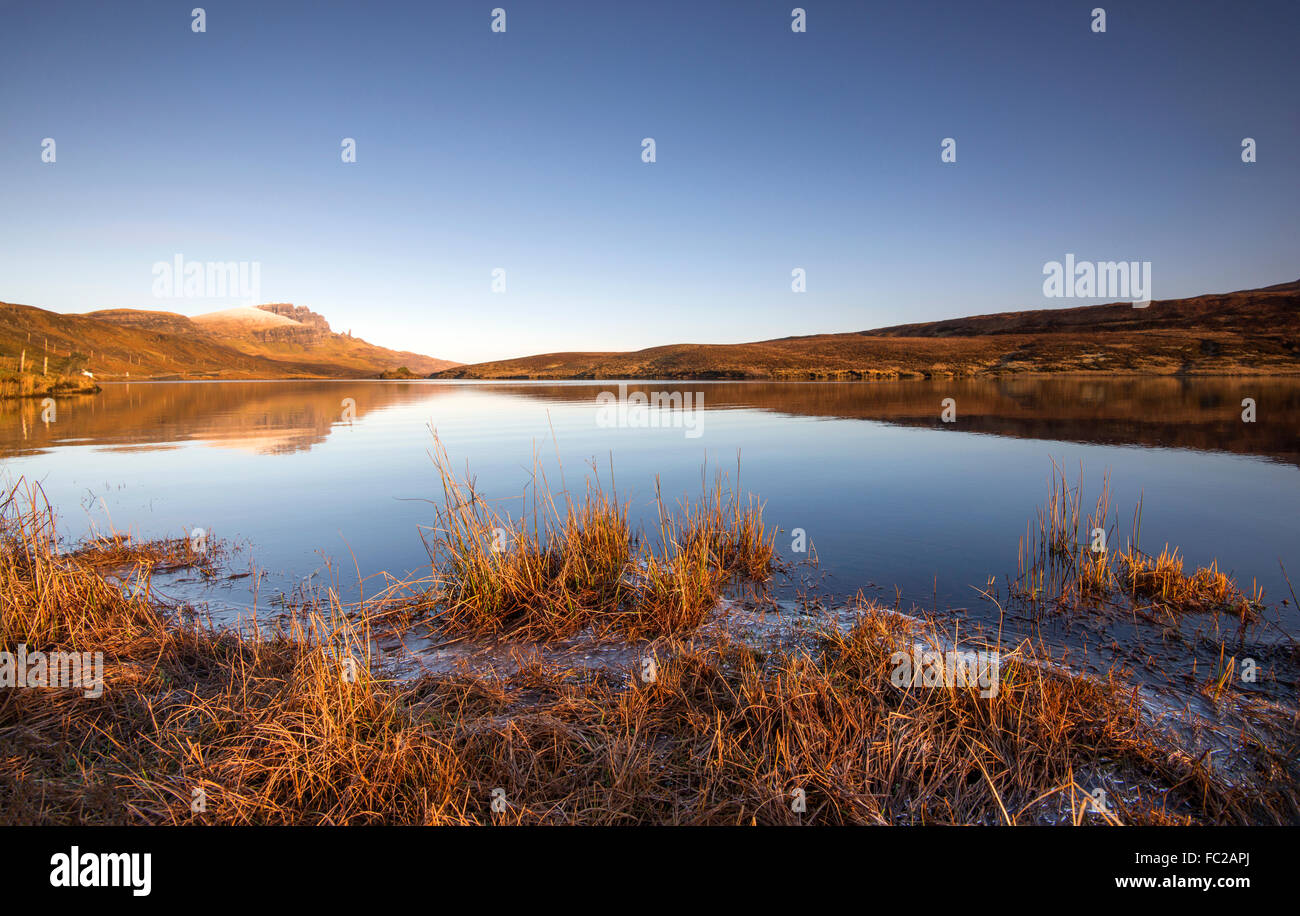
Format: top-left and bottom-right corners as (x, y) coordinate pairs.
(4, 377), (1299, 675)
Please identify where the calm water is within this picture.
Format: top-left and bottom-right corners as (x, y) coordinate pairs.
(4, 378), (1299, 635)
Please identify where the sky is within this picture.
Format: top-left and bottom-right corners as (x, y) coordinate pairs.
(1, 0), (1296, 364)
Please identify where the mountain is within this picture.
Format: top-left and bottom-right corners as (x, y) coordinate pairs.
(433, 280), (1300, 380)
(179, 303), (456, 376)
(0, 301), (458, 380)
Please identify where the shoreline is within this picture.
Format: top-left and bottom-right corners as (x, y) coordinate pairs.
(65, 368), (1300, 385)
(3, 450), (1296, 826)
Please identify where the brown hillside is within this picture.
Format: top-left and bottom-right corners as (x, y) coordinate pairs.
(84, 309), (201, 336)
(0, 301), (458, 380)
(435, 281), (1300, 380)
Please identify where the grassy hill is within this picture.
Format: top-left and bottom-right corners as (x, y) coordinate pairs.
(435, 280), (1300, 380)
(0, 301), (457, 382)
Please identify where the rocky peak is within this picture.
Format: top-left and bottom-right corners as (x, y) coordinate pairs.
(256, 303), (332, 332)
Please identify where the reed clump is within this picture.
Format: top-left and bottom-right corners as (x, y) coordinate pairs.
(1039, 460), (1082, 559)
(72, 532), (219, 577)
(0, 483), (168, 651)
(431, 469), (634, 640)
(665, 473), (775, 582)
(1118, 546), (1261, 619)
(1016, 464), (1260, 619)
(424, 439), (774, 640)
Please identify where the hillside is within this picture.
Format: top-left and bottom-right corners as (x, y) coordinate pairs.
(0, 301), (458, 380)
(182, 303), (456, 377)
(434, 281), (1300, 380)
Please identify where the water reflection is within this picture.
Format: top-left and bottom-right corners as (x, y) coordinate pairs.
(3, 378), (1297, 640)
(6, 377), (1297, 466)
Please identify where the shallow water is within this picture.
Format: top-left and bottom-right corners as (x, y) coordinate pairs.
(4, 377), (1299, 635)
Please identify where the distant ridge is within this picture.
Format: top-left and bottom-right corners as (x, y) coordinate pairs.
(862, 279), (1300, 338)
(434, 280), (1300, 380)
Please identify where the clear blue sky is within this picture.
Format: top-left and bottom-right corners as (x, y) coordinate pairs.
(1, 0), (1296, 363)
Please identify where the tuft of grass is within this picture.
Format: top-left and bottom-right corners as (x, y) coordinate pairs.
(663, 471), (775, 583)
(0, 482), (167, 651)
(1119, 546), (1261, 619)
(430, 463), (634, 640)
(423, 437), (773, 640)
(1039, 459), (1082, 559)
(72, 532), (220, 578)
(1015, 464), (1260, 619)
(1070, 471), (1116, 601)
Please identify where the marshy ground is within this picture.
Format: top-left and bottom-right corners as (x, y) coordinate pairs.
(1, 447), (1297, 826)
(0, 373), (99, 400)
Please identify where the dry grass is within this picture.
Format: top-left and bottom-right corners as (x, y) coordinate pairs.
(0, 483), (168, 651)
(1015, 465), (1260, 619)
(1119, 547), (1261, 618)
(1, 474), (1296, 826)
(72, 532), (219, 577)
(423, 439), (774, 641)
(0, 372), (100, 399)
